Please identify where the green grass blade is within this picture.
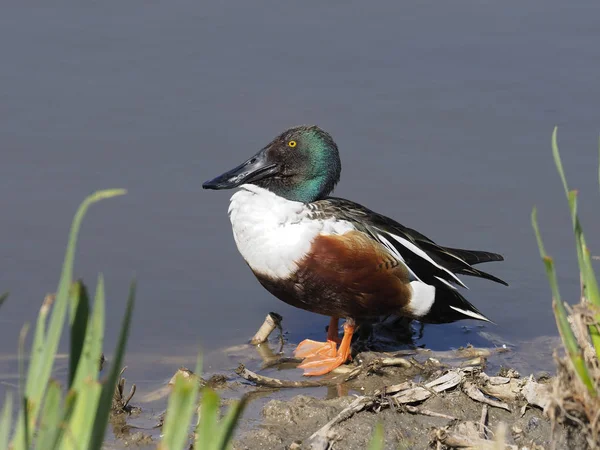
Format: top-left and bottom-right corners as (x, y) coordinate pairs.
(38, 190), (125, 398)
(55, 389), (77, 447)
(90, 276), (105, 376)
(162, 371), (199, 450)
(0, 392), (13, 450)
(212, 396), (248, 450)
(553, 300), (596, 395)
(581, 243), (600, 358)
(556, 136), (600, 353)
(553, 132), (585, 270)
(35, 380), (62, 450)
(25, 297), (51, 409)
(71, 276), (105, 391)
(69, 281), (90, 387)
(532, 208), (549, 262)
(581, 240), (600, 306)
(196, 388), (219, 449)
(552, 126), (569, 197)
(12, 189), (126, 449)
(15, 323), (30, 450)
(0, 292), (8, 309)
(89, 281), (135, 450)
(368, 423), (384, 450)
(568, 191), (585, 272)
(62, 380), (102, 450)
(532, 208), (562, 303)
(532, 208), (596, 395)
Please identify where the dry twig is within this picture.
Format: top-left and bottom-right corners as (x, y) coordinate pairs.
(250, 312), (283, 345)
(403, 404), (457, 420)
(463, 381), (511, 411)
(308, 396), (374, 449)
(479, 404), (488, 438)
(235, 364), (361, 388)
(392, 369), (463, 404)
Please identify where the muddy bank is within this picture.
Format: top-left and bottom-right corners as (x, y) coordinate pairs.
(231, 348), (569, 450)
(103, 319), (573, 449)
(234, 391), (555, 449)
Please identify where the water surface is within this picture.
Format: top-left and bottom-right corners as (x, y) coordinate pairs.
(1, 0), (600, 409)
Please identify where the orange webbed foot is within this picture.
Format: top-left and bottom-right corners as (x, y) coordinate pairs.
(293, 339), (337, 359)
(297, 352), (350, 376)
(296, 320), (355, 376)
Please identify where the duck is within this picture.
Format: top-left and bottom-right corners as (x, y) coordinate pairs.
(203, 125), (507, 376)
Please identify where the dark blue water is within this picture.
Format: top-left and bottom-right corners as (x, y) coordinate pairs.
(1, 1), (599, 400)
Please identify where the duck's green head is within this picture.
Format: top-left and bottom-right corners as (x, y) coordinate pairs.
(203, 125), (341, 203)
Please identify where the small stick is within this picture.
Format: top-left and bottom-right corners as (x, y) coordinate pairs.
(380, 357), (412, 368)
(479, 404), (488, 438)
(373, 381), (412, 396)
(235, 363), (361, 388)
(365, 356), (412, 374)
(250, 312), (283, 345)
(403, 404), (457, 420)
(308, 396), (374, 449)
(435, 428), (520, 449)
(308, 370), (466, 449)
(392, 370), (464, 404)
(463, 381), (510, 411)
(434, 429), (482, 448)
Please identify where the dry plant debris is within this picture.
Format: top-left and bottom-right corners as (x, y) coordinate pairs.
(250, 312), (283, 345)
(111, 367), (138, 414)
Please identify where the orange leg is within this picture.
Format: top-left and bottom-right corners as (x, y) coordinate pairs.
(326, 317), (342, 344)
(297, 320), (355, 376)
(293, 317), (340, 359)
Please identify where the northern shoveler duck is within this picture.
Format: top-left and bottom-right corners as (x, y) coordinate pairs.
(203, 126), (507, 376)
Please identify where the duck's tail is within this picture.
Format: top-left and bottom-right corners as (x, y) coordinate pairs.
(417, 285), (492, 324)
(433, 246), (508, 287)
(442, 247), (504, 265)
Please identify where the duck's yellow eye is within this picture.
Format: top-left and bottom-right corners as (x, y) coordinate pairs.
(288, 140), (297, 148)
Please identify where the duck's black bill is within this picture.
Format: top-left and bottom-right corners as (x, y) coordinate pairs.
(202, 148), (279, 190)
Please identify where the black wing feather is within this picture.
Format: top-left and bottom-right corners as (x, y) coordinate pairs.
(310, 197), (508, 287)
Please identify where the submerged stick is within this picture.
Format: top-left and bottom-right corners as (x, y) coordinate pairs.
(250, 312), (283, 345)
(260, 356), (304, 370)
(235, 364), (361, 388)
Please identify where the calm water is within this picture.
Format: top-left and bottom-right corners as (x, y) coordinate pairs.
(1, 1), (600, 404)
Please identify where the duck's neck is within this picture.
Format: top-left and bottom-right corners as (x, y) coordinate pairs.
(277, 177), (330, 203)
(255, 174), (333, 204)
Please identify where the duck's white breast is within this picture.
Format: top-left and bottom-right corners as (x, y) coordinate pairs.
(227, 184), (353, 279)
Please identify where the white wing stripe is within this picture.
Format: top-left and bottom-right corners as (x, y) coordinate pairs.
(377, 228), (469, 289)
(376, 233), (404, 261)
(376, 233), (421, 282)
(434, 276), (458, 290)
(449, 305), (490, 322)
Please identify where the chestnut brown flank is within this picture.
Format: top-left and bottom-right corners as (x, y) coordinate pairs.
(254, 231), (413, 318)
